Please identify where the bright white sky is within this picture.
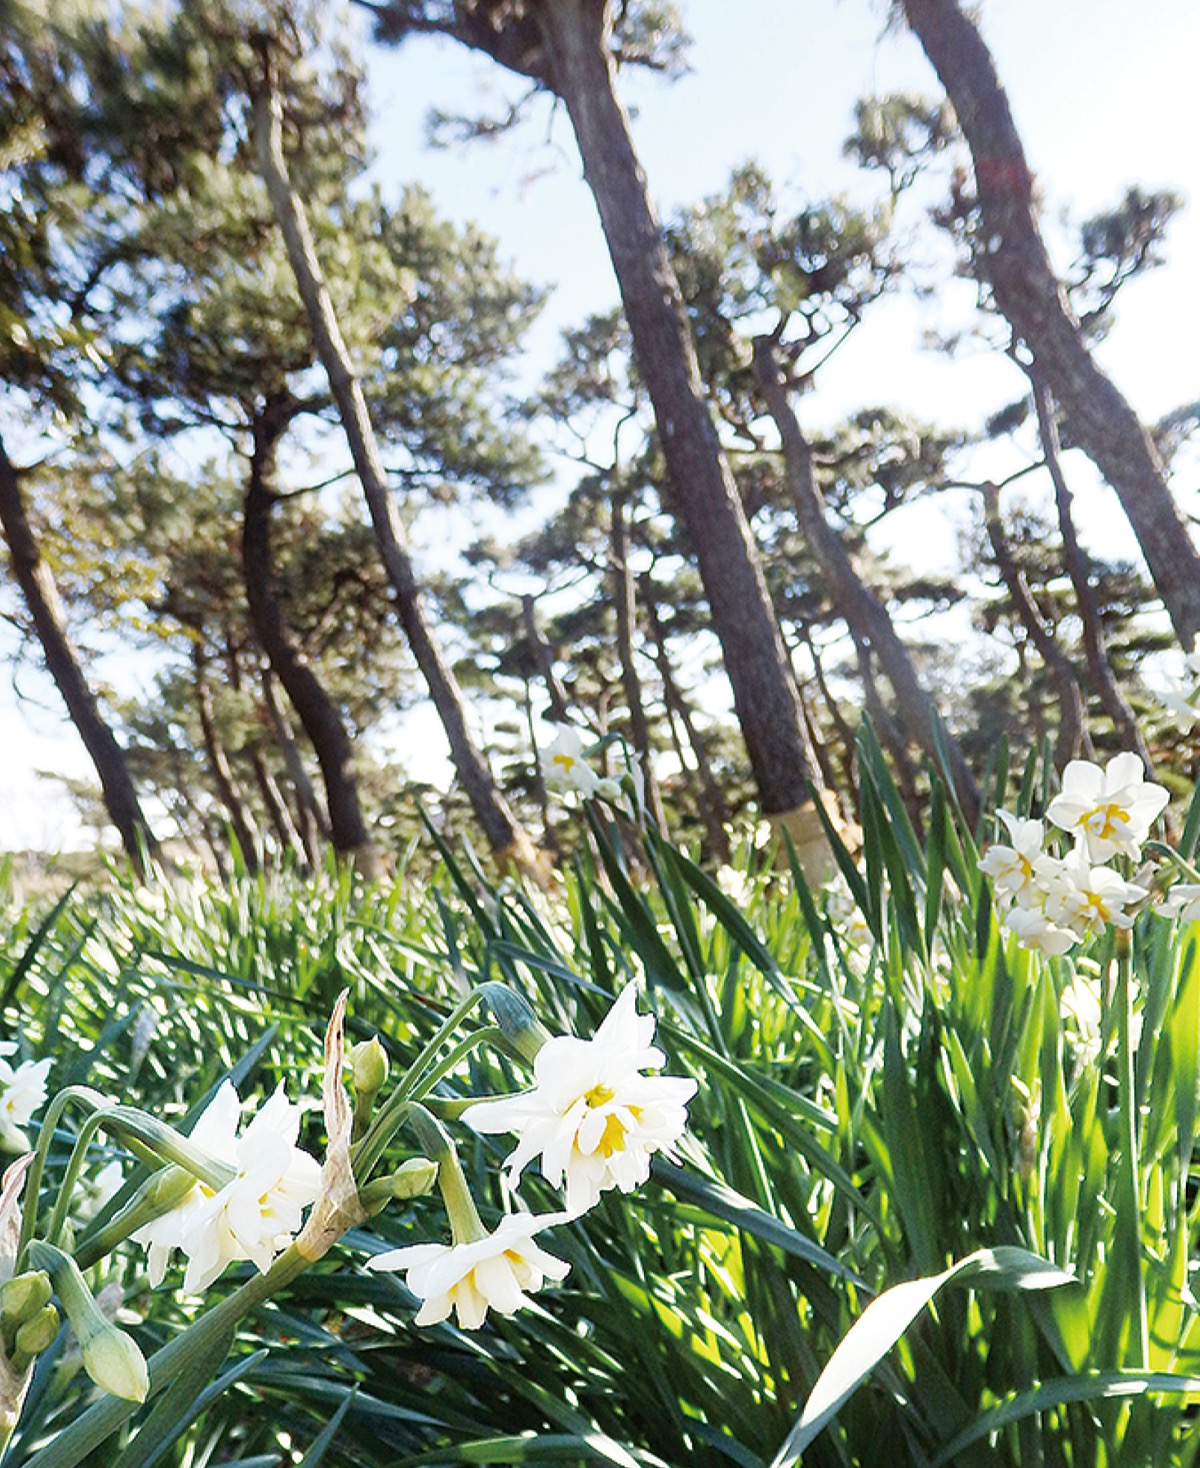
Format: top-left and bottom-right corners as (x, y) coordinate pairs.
(2, 0), (1197, 850)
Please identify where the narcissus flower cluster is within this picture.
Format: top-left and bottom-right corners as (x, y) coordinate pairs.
(368, 984), (697, 1330)
(979, 754), (1168, 954)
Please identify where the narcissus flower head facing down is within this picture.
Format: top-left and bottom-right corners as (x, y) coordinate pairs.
(467, 985), (698, 1217)
(366, 1211), (571, 1330)
(1046, 753), (1169, 863)
(132, 1080), (322, 1294)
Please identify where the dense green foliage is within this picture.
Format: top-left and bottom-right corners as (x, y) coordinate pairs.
(2, 734), (1200, 1465)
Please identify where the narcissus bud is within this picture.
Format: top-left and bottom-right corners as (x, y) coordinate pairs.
(0, 1270), (52, 1331)
(81, 1323), (149, 1403)
(27, 1240), (148, 1402)
(348, 1037), (389, 1099)
(13, 1303), (60, 1364)
(478, 983), (551, 1066)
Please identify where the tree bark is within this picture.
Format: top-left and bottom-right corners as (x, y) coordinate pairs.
(242, 392), (381, 874)
(753, 335), (980, 824)
(855, 638), (923, 820)
(529, 0), (826, 820)
(0, 432), (156, 870)
(252, 76), (546, 882)
(981, 481), (1086, 769)
(901, 0), (1200, 645)
(1031, 379), (1153, 770)
(249, 749), (308, 864)
(191, 639), (260, 867)
(610, 485), (665, 828)
(261, 667), (328, 865)
(520, 594), (573, 725)
(796, 624), (860, 803)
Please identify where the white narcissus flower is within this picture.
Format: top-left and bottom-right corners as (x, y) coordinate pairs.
(1159, 882), (1200, 923)
(1156, 685), (1200, 732)
(131, 1080), (322, 1293)
(1046, 753), (1170, 862)
(467, 985), (698, 1217)
(1059, 975), (1104, 1065)
(0, 1046), (51, 1129)
(1001, 904), (1078, 956)
(978, 811), (1048, 908)
(366, 1211), (571, 1330)
(1043, 852), (1148, 938)
(541, 727), (601, 799)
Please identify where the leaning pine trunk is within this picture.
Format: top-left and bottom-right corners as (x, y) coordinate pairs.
(753, 337), (980, 826)
(251, 74), (547, 885)
(610, 486), (665, 828)
(981, 481), (1087, 769)
(191, 640), (260, 868)
(1032, 380), (1152, 769)
(533, 0), (830, 835)
(0, 432), (156, 870)
(901, 0), (1200, 646)
(242, 393), (381, 875)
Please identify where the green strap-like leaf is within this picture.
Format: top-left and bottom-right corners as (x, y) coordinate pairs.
(770, 1246), (1075, 1467)
(929, 1370), (1200, 1466)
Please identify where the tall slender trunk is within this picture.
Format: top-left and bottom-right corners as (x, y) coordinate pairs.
(1032, 380), (1153, 769)
(981, 482), (1087, 768)
(901, 0), (1200, 645)
(855, 639), (923, 820)
(520, 594), (573, 725)
(242, 393), (380, 874)
(191, 640), (259, 867)
(249, 751), (306, 864)
(753, 336), (980, 824)
(261, 668), (328, 864)
(641, 576), (732, 862)
(0, 432), (156, 869)
(530, 0), (825, 822)
(251, 76), (545, 881)
(796, 624), (860, 802)
(610, 485), (665, 828)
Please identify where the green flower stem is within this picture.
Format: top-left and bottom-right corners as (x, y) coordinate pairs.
(20, 1092), (236, 1269)
(394, 988), (491, 1102)
(1115, 935), (1149, 1370)
(406, 1103), (485, 1245)
(410, 1026), (506, 1102)
(351, 987), (492, 1182)
(19, 1087), (107, 1264)
(19, 1243), (312, 1468)
(73, 1167), (198, 1272)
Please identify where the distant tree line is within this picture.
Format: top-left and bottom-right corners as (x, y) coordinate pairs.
(1, 0), (1196, 874)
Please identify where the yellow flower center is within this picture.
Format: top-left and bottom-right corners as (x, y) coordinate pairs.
(596, 1113), (629, 1158)
(552, 753), (576, 771)
(584, 1083), (615, 1107)
(1088, 803), (1131, 840)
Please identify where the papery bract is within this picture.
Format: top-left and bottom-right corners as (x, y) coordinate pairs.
(468, 985), (698, 1216)
(366, 1211), (570, 1330)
